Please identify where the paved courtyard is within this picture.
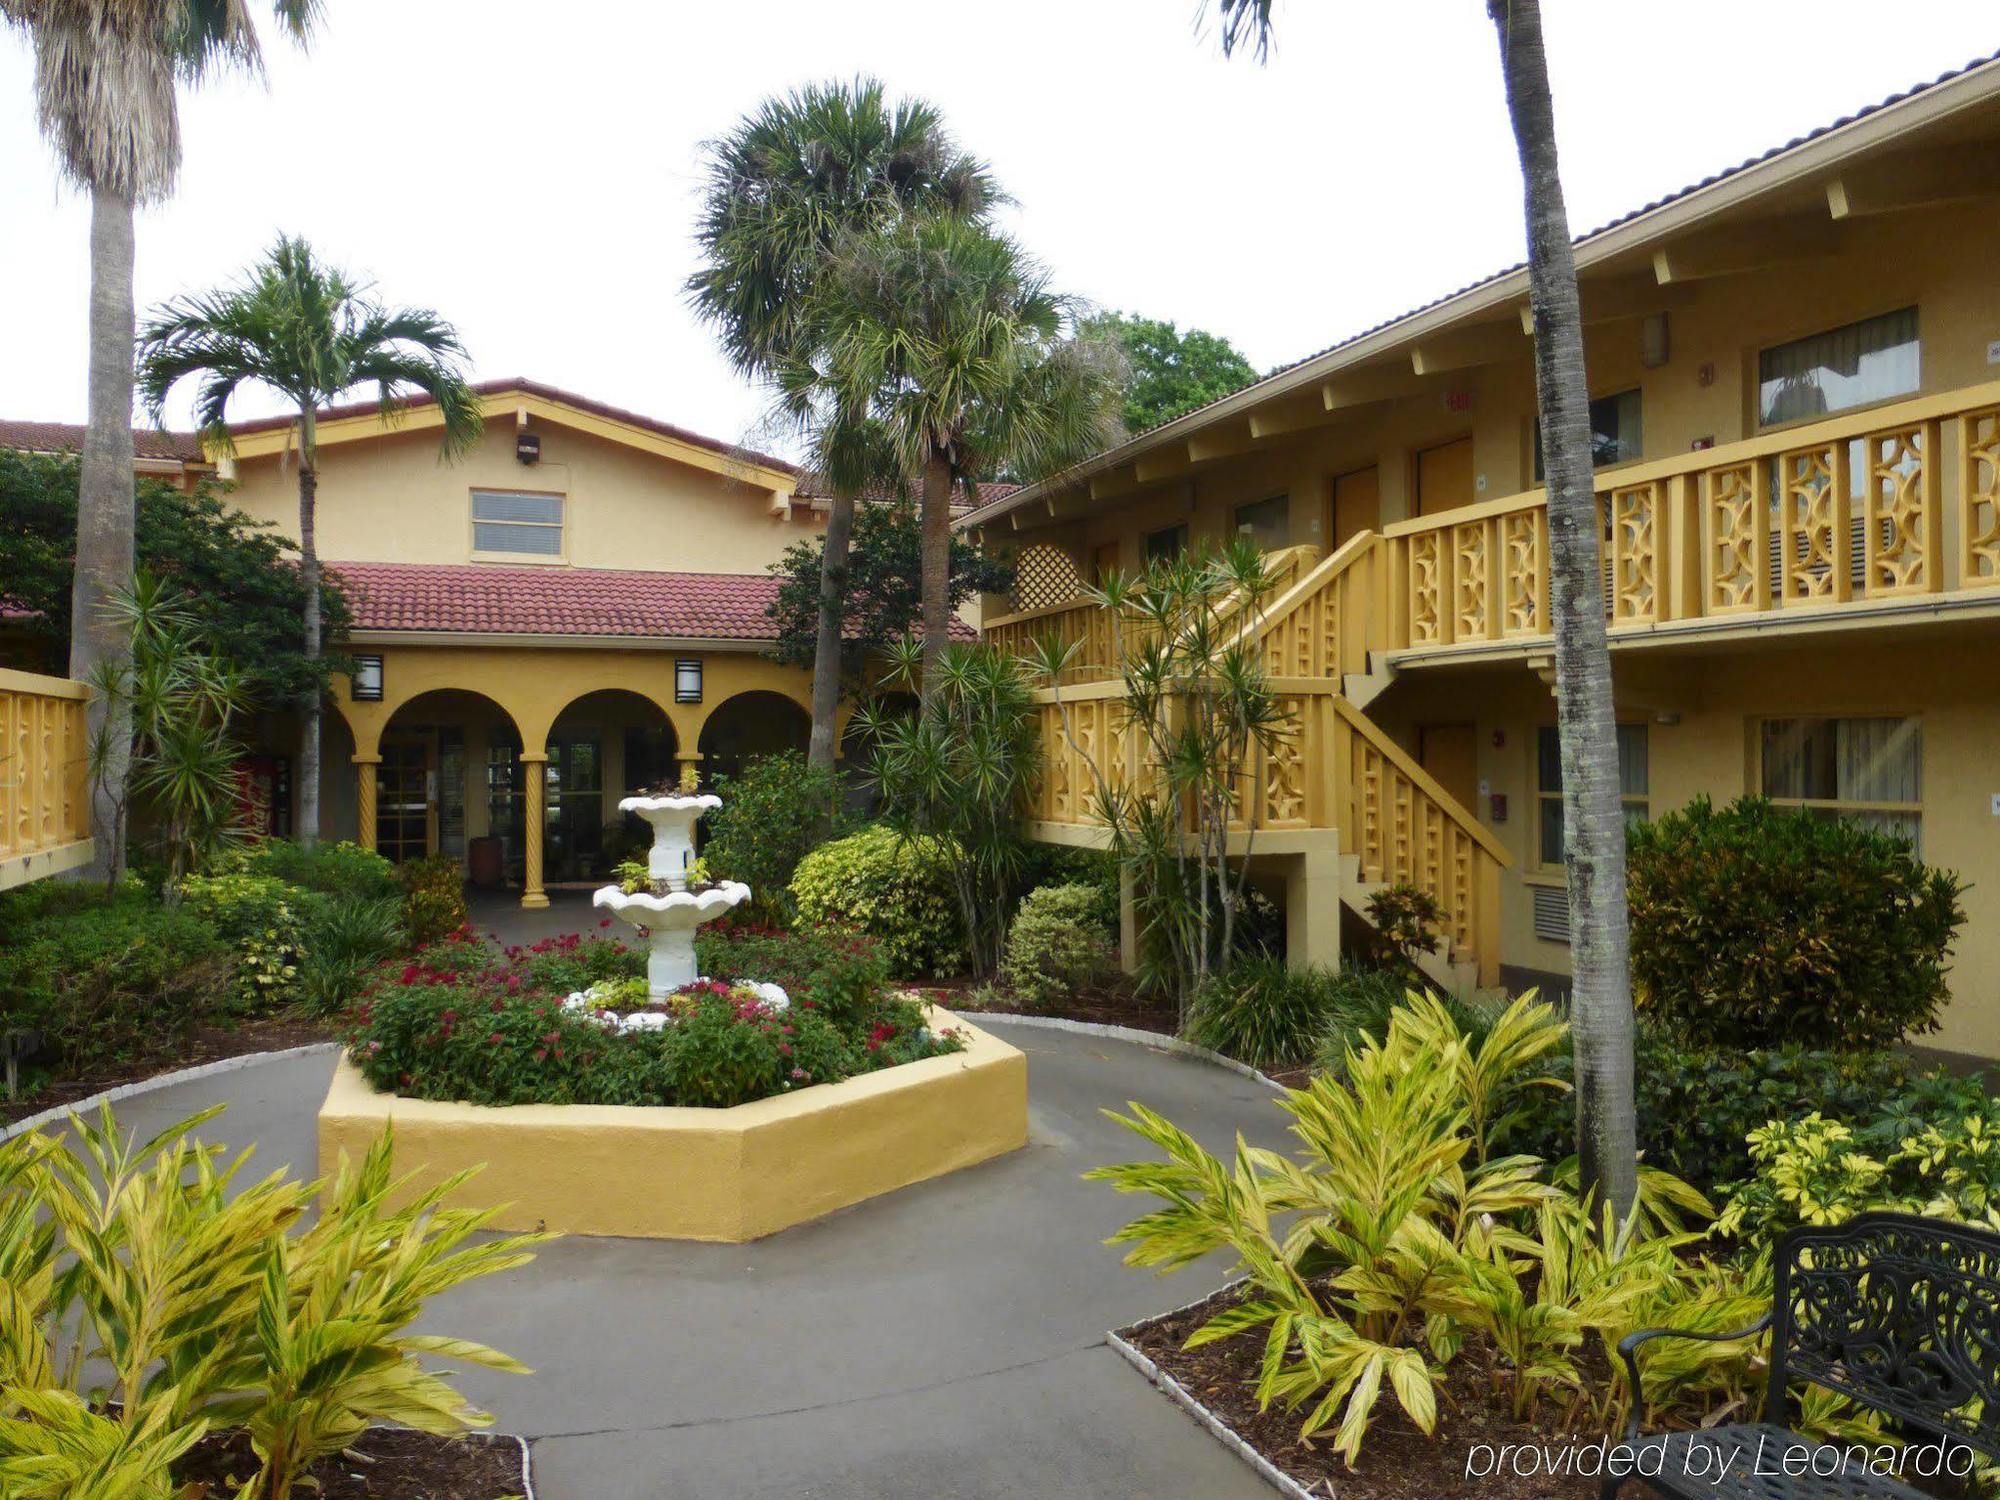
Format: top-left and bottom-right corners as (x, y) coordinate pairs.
(108, 1015), (1288, 1498)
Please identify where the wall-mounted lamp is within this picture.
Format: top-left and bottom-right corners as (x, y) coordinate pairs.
(516, 431), (542, 465)
(675, 658), (703, 704)
(351, 655), (384, 702)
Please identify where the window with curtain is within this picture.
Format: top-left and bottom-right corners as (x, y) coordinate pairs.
(1144, 523), (1188, 564)
(1536, 723), (1649, 866)
(471, 490), (565, 557)
(1533, 387), (1643, 479)
(1759, 716), (1922, 850)
(1233, 494), (1290, 550)
(1758, 307), (1918, 428)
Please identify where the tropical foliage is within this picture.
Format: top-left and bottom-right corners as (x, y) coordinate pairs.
(1031, 538), (1290, 1013)
(1091, 992), (1761, 1465)
(0, 1105), (539, 1500)
(1628, 795), (1965, 1049)
(999, 882), (1116, 1011)
(857, 640), (1040, 975)
(789, 824), (966, 977)
(702, 750), (854, 923)
(137, 234), (480, 848)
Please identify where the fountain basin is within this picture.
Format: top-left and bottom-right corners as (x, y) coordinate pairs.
(593, 881), (751, 995)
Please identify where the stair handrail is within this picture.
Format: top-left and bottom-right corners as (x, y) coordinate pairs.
(1332, 696), (1512, 865)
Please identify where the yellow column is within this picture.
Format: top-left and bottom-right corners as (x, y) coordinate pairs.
(519, 751), (549, 910)
(352, 755), (381, 852)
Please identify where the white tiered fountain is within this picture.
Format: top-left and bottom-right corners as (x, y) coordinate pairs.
(592, 776), (751, 999)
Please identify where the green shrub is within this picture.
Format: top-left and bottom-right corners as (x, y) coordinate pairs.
(1359, 881), (1445, 979)
(999, 883), (1115, 1010)
(294, 893), (406, 1016)
(1310, 968), (1477, 1070)
(703, 751), (852, 922)
(397, 853), (470, 947)
(1017, 844), (1119, 922)
(1186, 954), (1354, 1068)
(1628, 796), (1966, 1048)
(177, 871), (308, 1013)
(501, 927), (643, 994)
(1493, 1031), (1931, 1194)
(696, 924), (890, 1025)
(790, 825), (966, 976)
(0, 888), (232, 1078)
(241, 838), (400, 901)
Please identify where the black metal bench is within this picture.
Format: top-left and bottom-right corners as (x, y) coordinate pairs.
(1606, 1211), (2000, 1499)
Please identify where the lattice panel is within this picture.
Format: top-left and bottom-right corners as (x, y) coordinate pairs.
(1408, 532), (1443, 644)
(1608, 482), (1659, 622)
(1009, 543), (1085, 612)
(0, 682), (88, 860)
(1452, 523), (1490, 641)
(1962, 406), (2000, 586)
(1501, 510), (1543, 635)
(1861, 423), (1932, 595)
(1704, 462), (1764, 612)
(1778, 444), (1843, 601)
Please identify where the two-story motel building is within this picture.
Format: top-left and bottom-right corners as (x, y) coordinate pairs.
(966, 52), (2000, 1062)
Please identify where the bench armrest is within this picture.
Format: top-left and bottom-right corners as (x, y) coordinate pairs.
(1615, 1315), (1773, 1441)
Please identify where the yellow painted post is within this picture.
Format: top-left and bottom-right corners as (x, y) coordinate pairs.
(1475, 852), (1502, 989)
(520, 751), (549, 910)
(1285, 848), (1342, 972)
(352, 755), (381, 853)
(1922, 418), (1945, 594)
(1829, 441), (1854, 604)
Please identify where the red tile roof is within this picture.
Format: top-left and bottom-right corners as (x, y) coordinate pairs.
(331, 561), (789, 640)
(0, 418), (203, 462)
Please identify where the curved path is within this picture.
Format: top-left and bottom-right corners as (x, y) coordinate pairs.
(104, 1021), (1289, 1499)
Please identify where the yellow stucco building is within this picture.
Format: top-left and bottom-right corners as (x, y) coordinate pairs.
(967, 54), (2000, 1061)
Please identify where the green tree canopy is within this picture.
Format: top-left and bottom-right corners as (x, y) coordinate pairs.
(766, 502), (1012, 691)
(0, 449), (350, 705)
(1082, 310), (1257, 433)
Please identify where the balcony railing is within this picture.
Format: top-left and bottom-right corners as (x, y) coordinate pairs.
(1379, 380), (2000, 654)
(0, 667), (93, 889)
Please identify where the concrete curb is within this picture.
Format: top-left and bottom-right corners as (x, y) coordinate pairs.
(488, 1432), (535, 1500)
(964, 1013), (1288, 1093)
(1106, 1279), (1315, 1500)
(2, 1042), (341, 1142)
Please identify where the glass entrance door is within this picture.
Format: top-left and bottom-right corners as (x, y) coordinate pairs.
(544, 736), (605, 882)
(377, 736), (431, 864)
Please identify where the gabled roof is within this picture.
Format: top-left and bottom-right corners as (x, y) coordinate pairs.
(961, 47), (2000, 528)
(0, 418), (203, 463)
(331, 559), (976, 643)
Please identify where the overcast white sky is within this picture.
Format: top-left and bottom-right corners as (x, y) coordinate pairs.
(2, 1), (1995, 455)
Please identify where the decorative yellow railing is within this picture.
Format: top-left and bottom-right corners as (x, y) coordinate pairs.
(1380, 381), (2000, 652)
(0, 667), (93, 889)
(1243, 532), (1384, 680)
(986, 543), (1323, 685)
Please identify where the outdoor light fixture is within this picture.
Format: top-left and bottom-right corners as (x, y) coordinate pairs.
(351, 655), (384, 701)
(675, 658), (703, 704)
(516, 431), (542, 464)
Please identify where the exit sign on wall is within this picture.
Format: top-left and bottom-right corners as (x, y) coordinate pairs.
(1444, 390), (1473, 413)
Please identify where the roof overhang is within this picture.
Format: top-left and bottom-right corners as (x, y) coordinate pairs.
(960, 53), (2000, 533)
(220, 387), (798, 501)
(344, 629), (774, 652)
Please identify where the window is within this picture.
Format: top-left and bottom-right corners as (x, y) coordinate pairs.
(1144, 523), (1188, 564)
(1535, 723), (1649, 866)
(471, 489), (564, 557)
(1533, 387), (1642, 479)
(1759, 716), (1921, 850)
(1233, 494), (1290, 550)
(1758, 308), (1918, 428)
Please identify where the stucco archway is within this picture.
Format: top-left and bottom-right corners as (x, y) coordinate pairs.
(697, 690), (811, 785)
(545, 689), (681, 881)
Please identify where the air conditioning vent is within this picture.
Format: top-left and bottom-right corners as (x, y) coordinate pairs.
(1532, 885), (1571, 945)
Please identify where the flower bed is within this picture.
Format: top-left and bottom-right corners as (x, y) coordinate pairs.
(346, 927), (965, 1110)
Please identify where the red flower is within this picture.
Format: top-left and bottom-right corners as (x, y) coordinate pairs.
(599, 917), (612, 928)
(487, 1031), (503, 1045)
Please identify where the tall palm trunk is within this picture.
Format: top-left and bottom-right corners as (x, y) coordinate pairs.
(918, 445), (954, 699)
(1490, 0), (1637, 1216)
(296, 411), (322, 848)
(73, 185), (137, 884)
(807, 490), (856, 768)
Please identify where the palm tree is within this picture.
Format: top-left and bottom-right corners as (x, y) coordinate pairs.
(1, 0), (318, 879)
(136, 235), (480, 848)
(688, 78), (996, 768)
(1206, 0), (1638, 1215)
(801, 212), (1126, 695)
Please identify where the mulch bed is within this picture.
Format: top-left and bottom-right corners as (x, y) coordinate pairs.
(1124, 1285), (1605, 1500)
(174, 1427), (525, 1499)
(1, 1013), (338, 1127)
(913, 974), (1182, 1037)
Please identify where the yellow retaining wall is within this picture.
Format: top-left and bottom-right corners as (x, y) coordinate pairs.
(316, 1007), (1027, 1241)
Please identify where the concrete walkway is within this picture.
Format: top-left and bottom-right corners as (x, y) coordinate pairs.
(102, 1022), (1288, 1499)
